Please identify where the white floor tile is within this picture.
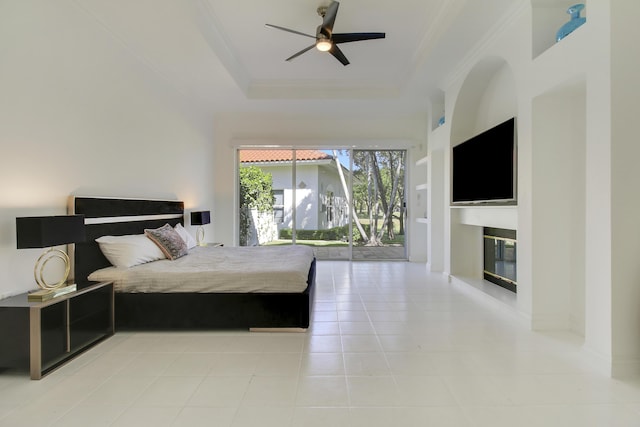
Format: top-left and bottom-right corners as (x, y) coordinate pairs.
(291, 407), (350, 427)
(81, 376), (155, 405)
(300, 352), (345, 376)
(295, 376), (349, 407)
(394, 375), (459, 406)
(162, 352), (216, 377)
(304, 335), (343, 353)
(255, 353), (302, 376)
(51, 404), (127, 427)
(187, 375), (251, 407)
(231, 406), (293, 427)
(240, 376), (298, 407)
(3, 261), (640, 427)
(133, 376), (202, 406)
(172, 407), (236, 427)
(207, 353), (260, 376)
(347, 376), (400, 406)
(111, 405), (181, 427)
(341, 335), (384, 353)
(343, 352), (391, 376)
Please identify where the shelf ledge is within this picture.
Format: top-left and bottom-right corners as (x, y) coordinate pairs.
(415, 156), (429, 166)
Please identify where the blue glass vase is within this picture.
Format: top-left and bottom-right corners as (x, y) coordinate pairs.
(556, 3), (586, 42)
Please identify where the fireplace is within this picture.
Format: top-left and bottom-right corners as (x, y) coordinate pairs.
(483, 227), (517, 292)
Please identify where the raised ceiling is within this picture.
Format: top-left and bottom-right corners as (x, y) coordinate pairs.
(78, 0), (520, 117)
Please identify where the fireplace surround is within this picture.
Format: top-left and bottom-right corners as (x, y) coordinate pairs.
(483, 227), (517, 292)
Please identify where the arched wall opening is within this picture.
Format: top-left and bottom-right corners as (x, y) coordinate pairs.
(446, 56), (519, 294)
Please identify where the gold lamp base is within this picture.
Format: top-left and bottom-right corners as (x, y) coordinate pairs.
(196, 226), (206, 246)
(28, 248), (76, 302)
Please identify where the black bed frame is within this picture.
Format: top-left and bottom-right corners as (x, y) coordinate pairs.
(69, 196), (315, 330)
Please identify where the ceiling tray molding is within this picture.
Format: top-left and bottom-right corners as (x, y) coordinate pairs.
(192, 0), (251, 93)
(247, 79), (400, 99)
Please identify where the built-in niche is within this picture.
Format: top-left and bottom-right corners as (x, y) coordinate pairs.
(430, 89), (445, 131)
(447, 56), (518, 284)
(532, 0), (588, 59)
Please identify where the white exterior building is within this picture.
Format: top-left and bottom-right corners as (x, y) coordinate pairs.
(240, 149), (349, 234)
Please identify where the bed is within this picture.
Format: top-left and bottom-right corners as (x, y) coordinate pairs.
(69, 196), (316, 331)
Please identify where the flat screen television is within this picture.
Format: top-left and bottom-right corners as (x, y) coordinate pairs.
(452, 117), (516, 204)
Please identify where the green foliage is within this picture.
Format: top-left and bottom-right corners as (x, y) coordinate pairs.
(350, 150), (405, 242)
(239, 166), (274, 245)
(351, 226), (364, 243)
(278, 225), (372, 244)
(279, 226), (350, 241)
(239, 166), (274, 211)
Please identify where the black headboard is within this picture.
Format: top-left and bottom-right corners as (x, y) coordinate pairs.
(69, 197), (184, 284)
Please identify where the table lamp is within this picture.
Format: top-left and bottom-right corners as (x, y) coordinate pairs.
(190, 211), (210, 246)
(16, 215), (85, 300)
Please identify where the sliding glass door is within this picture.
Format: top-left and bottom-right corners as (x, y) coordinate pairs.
(238, 148), (406, 261)
(350, 150), (407, 260)
(238, 149), (351, 260)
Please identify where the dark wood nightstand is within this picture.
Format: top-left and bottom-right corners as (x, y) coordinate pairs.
(0, 281), (114, 379)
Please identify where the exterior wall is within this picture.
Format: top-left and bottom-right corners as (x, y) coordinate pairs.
(248, 161), (349, 233)
(317, 164), (349, 230)
(244, 209), (277, 246)
(257, 163), (320, 230)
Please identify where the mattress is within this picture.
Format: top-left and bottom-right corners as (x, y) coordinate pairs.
(88, 245), (315, 294)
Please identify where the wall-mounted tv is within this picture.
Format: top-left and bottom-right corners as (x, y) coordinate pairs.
(452, 117), (516, 205)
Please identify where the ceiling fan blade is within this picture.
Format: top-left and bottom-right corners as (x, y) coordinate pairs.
(285, 44), (316, 61)
(265, 24), (316, 39)
(329, 44), (350, 66)
(332, 32), (386, 44)
(322, 1), (340, 33)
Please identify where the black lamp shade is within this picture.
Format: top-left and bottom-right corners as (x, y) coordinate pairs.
(16, 215), (86, 249)
(190, 211), (211, 226)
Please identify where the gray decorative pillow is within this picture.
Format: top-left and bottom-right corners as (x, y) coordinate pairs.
(145, 223), (188, 260)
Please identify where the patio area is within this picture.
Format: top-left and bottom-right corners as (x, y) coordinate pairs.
(314, 245), (406, 261)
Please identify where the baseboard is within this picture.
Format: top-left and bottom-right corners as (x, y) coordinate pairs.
(582, 343), (640, 378)
(249, 327), (307, 333)
(530, 313), (571, 331)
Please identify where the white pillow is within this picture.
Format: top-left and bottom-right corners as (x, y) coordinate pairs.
(174, 223), (197, 249)
(96, 234), (166, 268)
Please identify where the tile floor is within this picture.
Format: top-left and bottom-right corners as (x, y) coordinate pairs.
(1, 261), (640, 426)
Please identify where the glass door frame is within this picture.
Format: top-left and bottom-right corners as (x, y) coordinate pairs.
(237, 147), (407, 261)
(350, 149), (408, 261)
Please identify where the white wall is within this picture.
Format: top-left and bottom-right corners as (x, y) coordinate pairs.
(531, 85), (586, 332)
(609, 0), (640, 376)
(0, 1), (215, 298)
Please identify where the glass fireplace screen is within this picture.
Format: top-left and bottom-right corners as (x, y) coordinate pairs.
(483, 227), (517, 293)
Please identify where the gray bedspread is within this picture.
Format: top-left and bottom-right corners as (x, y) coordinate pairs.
(88, 245), (315, 293)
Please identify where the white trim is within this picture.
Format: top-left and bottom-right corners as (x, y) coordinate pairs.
(84, 214), (183, 225)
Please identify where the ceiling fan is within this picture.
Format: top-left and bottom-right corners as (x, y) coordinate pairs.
(265, 1), (385, 66)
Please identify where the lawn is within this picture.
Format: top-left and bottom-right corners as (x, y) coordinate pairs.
(264, 215), (406, 247)
(263, 239), (348, 247)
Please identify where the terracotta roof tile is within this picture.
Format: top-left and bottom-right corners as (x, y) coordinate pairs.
(239, 149), (333, 163)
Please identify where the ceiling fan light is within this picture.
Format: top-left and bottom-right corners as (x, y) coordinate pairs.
(316, 39), (332, 52)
